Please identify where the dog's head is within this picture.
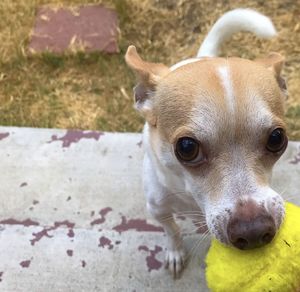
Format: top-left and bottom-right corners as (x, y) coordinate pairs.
(126, 46), (288, 250)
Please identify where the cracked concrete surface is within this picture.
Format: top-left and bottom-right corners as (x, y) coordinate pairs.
(0, 127), (299, 291)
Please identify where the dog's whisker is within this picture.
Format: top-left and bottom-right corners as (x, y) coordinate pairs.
(187, 230), (210, 251)
(168, 223), (208, 240)
(175, 210), (205, 215)
(169, 223), (207, 239)
(153, 190), (197, 205)
(168, 220), (208, 239)
(279, 190), (288, 198)
(284, 197), (297, 202)
(186, 224), (208, 235)
(175, 211), (205, 216)
(192, 223), (208, 229)
(156, 210), (206, 224)
(185, 239), (201, 262)
(192, 222), (208, 228)
(189, 232), (211, 265)
(175, 213), (205, 218)
(186, 231), (210, 265)
(169, 224), (209, 257)
(278, 189), (298, 201)
(283, 196), (296, 201)
(283, 192), (298, 201)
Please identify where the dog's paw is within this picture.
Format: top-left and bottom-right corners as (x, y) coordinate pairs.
(164, 248), (186, 279)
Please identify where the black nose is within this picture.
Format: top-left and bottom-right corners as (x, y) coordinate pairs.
(227, 215), (276, 250)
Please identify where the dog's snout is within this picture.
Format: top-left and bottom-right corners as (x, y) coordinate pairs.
(227, 214), (276, 250)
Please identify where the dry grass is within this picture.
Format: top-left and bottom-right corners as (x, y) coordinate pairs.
(0, 0), (299, 138)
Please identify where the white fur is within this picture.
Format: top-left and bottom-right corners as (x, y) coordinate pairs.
(170, 58), (201, 71)
(218, 65), (235, 118)
(197, 8), (277, 57)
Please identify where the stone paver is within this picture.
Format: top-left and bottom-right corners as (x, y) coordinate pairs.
(29, 5), (119, 54)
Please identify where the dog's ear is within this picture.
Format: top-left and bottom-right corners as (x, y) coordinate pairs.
(255, 53), (287, 96)
(125, 45), (170, 126)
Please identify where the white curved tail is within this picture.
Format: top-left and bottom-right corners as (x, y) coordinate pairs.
(197, 9), (277, 57)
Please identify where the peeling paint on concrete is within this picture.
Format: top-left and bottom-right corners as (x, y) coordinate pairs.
(30, 221), (75, 246)
(113, 217), (164, 233)
(138, 245), (163, 272)
(90, 207), (112, 226)
(67, 229), (75, 238)
(20, 260), (31, 268)
(0, 219), (39, 227)
(0, 133), (9, 141)
(48, 130), (103, 148)
(99, 236), (113, 250)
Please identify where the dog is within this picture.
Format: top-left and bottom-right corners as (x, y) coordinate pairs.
(125, 8), (288, 278)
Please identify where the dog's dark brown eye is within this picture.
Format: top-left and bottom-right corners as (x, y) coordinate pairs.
(266, 128), (287, 153)
(175, 137), (199, 162)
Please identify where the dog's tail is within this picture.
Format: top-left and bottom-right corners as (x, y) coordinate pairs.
(197, 9), (276, 57)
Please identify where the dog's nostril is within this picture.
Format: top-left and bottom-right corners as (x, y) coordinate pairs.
(234, 238), (248, 250)
(261, 232), (274, 244)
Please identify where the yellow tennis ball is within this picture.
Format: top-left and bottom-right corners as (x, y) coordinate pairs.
(206, 202), (300, 292)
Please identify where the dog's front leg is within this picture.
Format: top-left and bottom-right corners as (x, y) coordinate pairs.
(144, 154), (185, 278)
(147, 204), (185, 278)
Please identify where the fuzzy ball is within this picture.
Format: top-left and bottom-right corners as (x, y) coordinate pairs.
(206, 202), (300, 292)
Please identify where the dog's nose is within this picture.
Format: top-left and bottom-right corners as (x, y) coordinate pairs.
(227, 215), (276, 250)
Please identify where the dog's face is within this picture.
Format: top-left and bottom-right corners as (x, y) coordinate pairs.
(126, 46), (288, 249)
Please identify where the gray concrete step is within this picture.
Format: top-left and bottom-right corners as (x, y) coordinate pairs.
(0, 127), (299, 291)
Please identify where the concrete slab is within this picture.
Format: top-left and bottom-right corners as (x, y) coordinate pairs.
(0, 126), (299, 291)
(29, 5), (119, 54)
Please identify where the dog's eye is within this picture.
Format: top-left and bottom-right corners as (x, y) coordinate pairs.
(175, 137), (203, 164)
(266, 128), (287, 153)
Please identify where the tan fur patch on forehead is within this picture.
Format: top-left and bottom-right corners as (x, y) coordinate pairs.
(153, 57), (285, 142)
(154, 58), (228, 140)
(228, 57), (285, 119)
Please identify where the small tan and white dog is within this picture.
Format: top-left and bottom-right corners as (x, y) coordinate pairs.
(125, 9), (288, 277)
